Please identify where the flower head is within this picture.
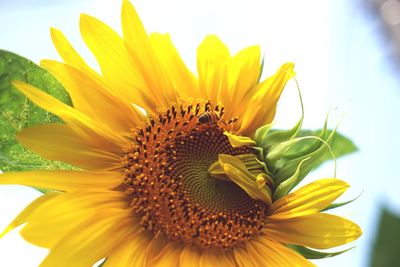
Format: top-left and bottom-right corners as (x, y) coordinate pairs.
(0, 1), (361, 266)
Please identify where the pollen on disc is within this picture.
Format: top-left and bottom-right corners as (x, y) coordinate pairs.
(122, 101), (269, 250)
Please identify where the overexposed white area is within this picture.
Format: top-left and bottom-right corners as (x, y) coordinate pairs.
(0, 0), (398, 266)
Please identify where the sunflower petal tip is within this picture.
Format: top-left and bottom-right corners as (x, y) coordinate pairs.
(217, 153), (231, 164)
(346, 222), (363, 244)
(79, 13), (93, 25)
(322, 178), (350, 188)
(202, 34), (223, 44)
(334, 178), (350, 188)
(49, 27), (57, 34)
(39, 59), (50, 66)
(49, 27), (64, 42)
(122, 0), (133, 7)
(285, 61), (295, 68)
(10, 80), (25, 88)
(122, 0), (139, 20)
(284, 62), (295, 74)
(11, 81), (40, 95)
(0, 225), (13, 239)
(355, 223), (363, 236)
(15, 128), (28, 142)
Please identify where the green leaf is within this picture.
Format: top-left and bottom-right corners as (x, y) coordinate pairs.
(0, 50), (74, 172)
(272, 158), (308, 201)
(287, 129), (358, 164)
(370, 207), (400, 267)
(288, 244), (353, 259)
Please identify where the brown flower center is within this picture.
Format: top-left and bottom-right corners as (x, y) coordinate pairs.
(122, 101), (268, 250)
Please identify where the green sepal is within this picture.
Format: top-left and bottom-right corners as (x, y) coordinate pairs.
(272, 157), (308, 201)
(283, 118), (329, 161)
(288, 244), (354, 259)
(266, 137), (302, 164)
(273, 127), (337, 187)
(321, 193), (362, 212)
(290, 129), (358, 164)
(251, 146), (266, 165)
(255, 113), (357, 196)
(255, 118), (302, 152)
(275, 127), (357, 189)
(265, 118), (303, 147)
(253, 123), (273, 149)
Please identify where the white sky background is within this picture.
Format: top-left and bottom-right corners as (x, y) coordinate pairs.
(0, 0), (399, 266)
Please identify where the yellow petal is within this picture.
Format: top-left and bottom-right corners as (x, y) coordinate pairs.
(248, 235), (316, 266)
(0, 170), (122, 192)
(17, 124), (121, 170)
(79, 13), (155, 111)
(50, 27), (90, 72)
(12, 81), (125, 150)
(237, 63), (295, 136)
(149, 242), (183, 267)
(21, 190), (128, 248)
(143, 235), (169, 265)
(256, 174), (267, 189)
(39, 208), (137, 267)
(246, 240), (279, 266)
(234, 247), (257, 267)
(264, 213), (362, 249)
(150, 33), (198, 99)
(104, 229), (151, 267)
(41, 60), (144, 134)
(200, 249), (235, 267)
(0, 192), (59, 238)
(197, 35), (230, 103)
(50, 27), (143, 117)
(218, 154), (272, 205)
(225, 45), (261, 117)
(122, 1), (176, 108)
(224, 131), (256, 147)
(179, 245), (201, 267)
(269, 178), (349, 220)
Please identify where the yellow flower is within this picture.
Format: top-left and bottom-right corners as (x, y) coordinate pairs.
(0, 1), (361, 266)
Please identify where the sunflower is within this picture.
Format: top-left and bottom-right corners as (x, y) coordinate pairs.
(0, 1), (361, 266)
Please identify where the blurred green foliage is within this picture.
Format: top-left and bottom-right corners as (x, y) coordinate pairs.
(370, 207), (400, 267)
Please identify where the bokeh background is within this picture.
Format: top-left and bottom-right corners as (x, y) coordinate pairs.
(1, 0), (399, 266)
